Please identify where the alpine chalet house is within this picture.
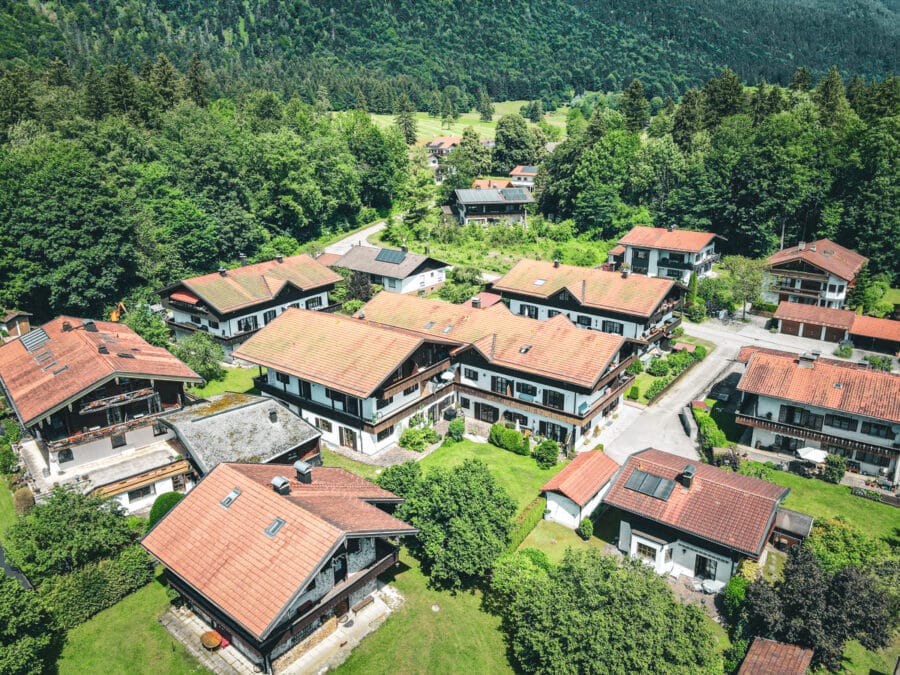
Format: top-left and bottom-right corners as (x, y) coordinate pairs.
(143, 461), (416, 673)
(234, 309), (458, 455)
(158, 254), (341, 359)
(763, 239), (867, 309)
(0, 317), (203, 512)
(736, 347), (900, 482)
(509, 165), (539, 190)
(608, 226), (719, 284)
(329, 245), (450, 295)
(605, 449), (789, 586)
(359, 293), (635, 449)
(491, 258), (682, 356)
(452, 187), (534, 225)
(425, 135), (461, 183)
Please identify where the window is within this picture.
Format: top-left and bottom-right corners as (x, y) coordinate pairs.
(190, 314), (201, 324)
(824, 414), (858, 432)
(515, 382), (537, 397)
(542, 389), (565, 410)
(377, 395), (394, 410)
(316, 418), (333, 433)
(460, 397), (471, 409)
(601, 320), (624, 335)
(665, 548), (673, 562)
(547, 310), (561, 318)
(636, 543), (656, 561)
(491, 376), (514, 395)
(111, 433), (127, 448)
(861, 421), (895, 440)
(539, 420), (568, 443)
(299, 380), (311, 399)
(306, 296), (322, 309)
(403, 384), (419, 396)
(828, 284), (837, 293)
(264, 517), (286, 538)
(220, 488), (241, 508)
(127, 484), (156, 503)
(347, 538), (361, 554)
(276, 371), (291, 385)
(778, 405), (823, 430)
(263, 309), (277, 325)
(208, 319), (219, 329)
(474, 402), (499, 423)
(376, 426), (394, 442)
(58, 448), (74, 463)
(503, 411), (528, 427)
(237, 316), (259, 333)
(385, 278), (398, 289)
(464, 368), (479, 381)
(152, 422), (167, 437)
(577, 315), (592, 328)
(519, 304), (538, 319)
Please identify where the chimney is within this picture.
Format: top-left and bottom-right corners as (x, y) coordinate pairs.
(275, 254), (283, 263)
(471, 296), (482, 309)
(294, 460), (312, 485)
(798, 352), (818, 368)
(798, 241), (806, 251)
(218, 267), (227, 276)
(82, 319), (97, 332)
(271, 475), (290, 495)
(268, 408), (278, 423)
(681, 464), (696, 489)
(62, 321), (72, 332)
(401, 245), (408, 253)
(553, 257), (560, 268)
(666, 223), (675, 231)
(239, 253), (247, 266)
(358, 310), (366, 319)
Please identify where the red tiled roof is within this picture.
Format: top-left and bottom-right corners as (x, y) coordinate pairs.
(737, 349), (900, 424)
(1, 309), (31, 323)
(542, 451), (619, 507)
(164, 255), (341, 314)
(618, 226), (716, 253)
(608, 244), (626, 257)
(773, 301), (854, 330)
(735, 346), (798, 364)
(0, 317), (202, 426)
(232, 309), (426, 398)
(767, 239), (867, 282)
(510, 165), (539, 176)
(491, 259), (675, 318)
(604, 449), (787, 557)
(850, 314), (900, 344)
(471, 179), (513, 190)
(425, 136), (461, 149)
(738, 638), (813, 675)
(142, 463), (415, 640)
(462, 292), (503, 308)
(169, 290), (199, 305)
(314, 252), (342, 268)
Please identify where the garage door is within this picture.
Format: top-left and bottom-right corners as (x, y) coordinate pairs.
(780, 320), (801, 336)
(823, 326), (845, 343)
(801, 323), (823, 339)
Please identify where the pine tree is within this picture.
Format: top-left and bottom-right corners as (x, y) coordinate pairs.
(751, 78), (769, 126)
(315, 84), (331, 114)
(791, 66), (812, 91)
(83, 67), (107, 120)
(105, 63), (136, 116)
(354, 88), (368, 112)
(846, 75), (866, 115)
(394, 93), (417, 144)
(441, 94), (454, 129)
(45, 58), (71, 87)
(186, 54), (208, 107)
(814, 66), (850, 127)
(672, 88), (703, 151)
(701, 67), (745, 128)
(427, 90), (442, 117)
(478, 90), (494, 122)
(150, 53), (179, 109)
(621, 79), (650, 132)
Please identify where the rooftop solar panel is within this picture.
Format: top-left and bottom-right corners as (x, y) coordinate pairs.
(624, 468), (675, 501)
(20, 328), (49, 352)
(375, 248), (407, 264)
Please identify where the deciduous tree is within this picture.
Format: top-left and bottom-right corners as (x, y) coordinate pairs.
(0, 577), (64, 675)
(171, 331), (226, 383)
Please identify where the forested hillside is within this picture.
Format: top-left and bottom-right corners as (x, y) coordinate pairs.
(0, 0), (897, 106)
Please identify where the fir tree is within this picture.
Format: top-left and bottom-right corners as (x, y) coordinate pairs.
(791, 66), (812, 91)
(478, 90), (494, 122)
(671, 88), (703, 151)
(815, 66), (850, 127)
(394, 93), (417, 144)
(150, 53), (179, 109)
(621, 79), (650, 132)
(186, 54), (208, 107)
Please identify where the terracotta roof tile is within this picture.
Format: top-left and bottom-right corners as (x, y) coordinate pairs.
(331, 246), (448, 280)
(604, 449), (787, 556)
(542, 451), (619, 507)
(773, 301), (854, 330)
(232, 309), (425, 398)
(0, 317), (201, 426)
(739, 637), (813, 674)
(850, 314), (900, 343)
(471, 179), (513, 189)
(618, 226), (716, 253)
(425, 136), (461, 149)
(737, 349), (900, 424)
(314, 252), (342, 267)
(510, 165), (539, 176)
(767, 239), (867, 281)
(492, 259), (675, 317)
(358, 294), (624, 388)
(462, 292), (503, 308)
(142, 463), (415, 640)
(165, 255), (341, 314)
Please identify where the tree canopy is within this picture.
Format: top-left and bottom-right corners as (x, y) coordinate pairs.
(0, 577), (64, 675)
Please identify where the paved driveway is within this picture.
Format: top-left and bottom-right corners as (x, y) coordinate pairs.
(323, 221), (388, 256)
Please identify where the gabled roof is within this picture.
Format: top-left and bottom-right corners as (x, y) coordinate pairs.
(331, 245), (449, 280)
(766, 239), (867, 281)
(604, 449), (788, 557)
(0, 317), (201, 427)
(738, 638), (813, 675)
(491, 259), (675, 318)
(773, 301), (854, 330)
(737, 348), (900, 424)
(510, 165), (539, 176)
(425, 136), (461, 149)
(850, 314), (900, 344)
(1, 309), (31, 324)
(161, 255), (341, 314)
(542, 451), (619, 507)
(471, 178), (513, 190)
(462, 292), (503, 309)
(454, 188), (534, 205)
(358, 294), (625, 388)
(160, 393), (321, 474)
(142, 463), (415, 641)
(618, 226), (716, 253)
(232, 309), (427, 399)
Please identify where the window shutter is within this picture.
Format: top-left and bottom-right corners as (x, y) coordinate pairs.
(778, 405), (788, 423)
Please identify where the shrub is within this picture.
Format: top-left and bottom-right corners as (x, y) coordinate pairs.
(0, 445), (17, 474)
(489, 423), (506, 448)
(821, 453), (846, 484)
(13, 486), (34, 516)
(695, 409), (729, 453)
(833, 343), (853, 359)
(626, 386), (640, 400)
(723, 576), (748, 621)
(532, 439), (559, 468)
(647, 358), (669, 376)
(864, 355), (893, 371)
(147, 492), (184, 530)
(342, 299), (364, 314)
(3, 419), (21, 444)
(399, 427), (430, 452)
(667, 350), (694, 374)
(626, 359), (644, 375)
(577, 518), (593, 540)
(692, 345), (708, 360)
(671, 327), (685, 338)
(645, 376), (672, 400)
(750, 301), (778, 313)
(723, 638), (750, 674)
(686, 302), (707, 322)
(501, 428), (527, 455)
(506, 497), (546, 553)
(447, 417), (465, 442)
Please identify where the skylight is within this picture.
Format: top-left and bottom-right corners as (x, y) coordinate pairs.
(533, 279), (546, 286)
(220, 488), (241, 508)
(424, 321), (435, 329)
(442, 325), (453, 334)
(264, 517), (286, 538)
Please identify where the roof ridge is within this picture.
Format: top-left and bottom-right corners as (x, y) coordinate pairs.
(637, 455), (784, 499)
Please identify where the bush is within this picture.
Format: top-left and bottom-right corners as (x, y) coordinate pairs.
(723, 638), (749, 674)
(532, 439), (559, 468)
(723, 576), (748, 621)
(0, 445), (17, 474)
(626, 359), (644, 375)
(577, 518), (593, 540)
(147, 492), (184, 530)
(695, 409), (729, 453)
(821, 453), (846, 484)
(13, 487), (34, 516)
(626, 386), (640, 400)
(833, 343), (853, 359)
(692, 345), (708, 360)
(501, 428), (527, 455)
(646, 358), (669, 376)
(667, 350), (694, 375)
(686, 302), (707, 322)
(751, 301), (778, 313)
(671, 327), (685, 338)
(645, 376), (672, 401)
(447, 417), (465, 442)
(399, 426), (439, 452)
(506, 497), (546, 553)
(863, 355), (893, 371)
(489, 423), (506, 448)
(342, 299), (364, 314)
(3, 419), (21, 444)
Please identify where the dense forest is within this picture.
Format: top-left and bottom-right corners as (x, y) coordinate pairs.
(0, 0), (897, 106)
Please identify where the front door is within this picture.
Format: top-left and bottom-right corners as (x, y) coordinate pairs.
(339, 427), (358, 451)
(694, 554), (718, 580)
(333, 554), (347, 584)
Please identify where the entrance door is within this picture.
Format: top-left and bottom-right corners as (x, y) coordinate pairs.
(694, 554), (718, 580)
(333, 554), (347, 584)
(339, 427), (358, 451)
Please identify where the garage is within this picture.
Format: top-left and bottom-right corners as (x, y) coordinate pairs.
(773, 302), (854, 343)
(823, 326), (847, 343)
(780, 319), (801, 336)
(801, 323), (822, 339)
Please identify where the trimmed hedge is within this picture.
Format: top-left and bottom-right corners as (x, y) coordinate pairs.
(506, 496), (546, 553)
(147, 492), (183, 530)
(693, 409), (729, 454)
(646, 377), (672, 400)
(447, 417), (465, 442)
(39, 546), (154, 629)
(647, 358), (670, 376)
(577, 518), (593, 540)
(626, 386), (640, 400)
(489, 423), (527, 455)
(532, 439), (559, 468)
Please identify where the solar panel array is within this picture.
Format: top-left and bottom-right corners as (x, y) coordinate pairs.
(374, 248), (407, 264)
(20, 327), (49, 352)
(624, 468), (676, 501)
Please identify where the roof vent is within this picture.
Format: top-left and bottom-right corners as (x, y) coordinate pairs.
(294, 460), (312, 484)
(823, 249), (835, 256)
(471, 297), (481, 309)
(263, 517), (286, 538)
(682, 464), (696, 489)
(519, 344), (531, 354)
(401, 245), (408, 253)
(809, 244), (817, 252)
(275, 254), (283, 263)
(218, 267), (227, 276)
(424, 321), (435, 329)
(358, 310), (366, 320)
(271, 475), (290, 495)
(62, 321), (72, 332)
(442, 325), (453, 334)
(666, 223), (675, 231)
(98, 344), (109, 354)
(798, 241), (807, 251)
(117, 352), (135, 359)
(83, 319), (98, 332)
(220, 488), (241, 508)
(533, 279), (546, 286)
(833, 382), (843, 389)
(239, 253), (247, 266)
(269, 408), (278, 423)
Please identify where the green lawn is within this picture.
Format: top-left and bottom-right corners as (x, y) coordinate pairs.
(883, 287), (900, 306)
(519, 519), (607, 563)
(57, 576), (205, 675)
(744, 462), (900, 543)
(187, 366), (258, 398)
(677, 334), (717, 352)
(843, 635), (900, 675)
(420, 440), (567, 511)
(0, 482), (15, 544)
(703, 399), (744, 445)
(321, 448), (381, 482)
(631, 372), (661, 404)
(335, 549), (512, 675)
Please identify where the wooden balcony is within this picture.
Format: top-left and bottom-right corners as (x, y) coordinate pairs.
(735, 413), (897, 458)
(380, 359), (452, 399)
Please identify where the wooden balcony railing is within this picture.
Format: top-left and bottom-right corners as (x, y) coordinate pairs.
(735, 413), (897, 458)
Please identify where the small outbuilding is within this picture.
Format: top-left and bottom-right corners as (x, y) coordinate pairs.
(738, 637), (813, 674)
(541, 451), (620, 528)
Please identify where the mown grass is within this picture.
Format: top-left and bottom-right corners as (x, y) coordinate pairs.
(187, 366), (258, 398)
(842, 635), (900, 675)
(321, 448), (381, 482)
(518, 519), (607, 564)
(0, 481), (15, 544)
